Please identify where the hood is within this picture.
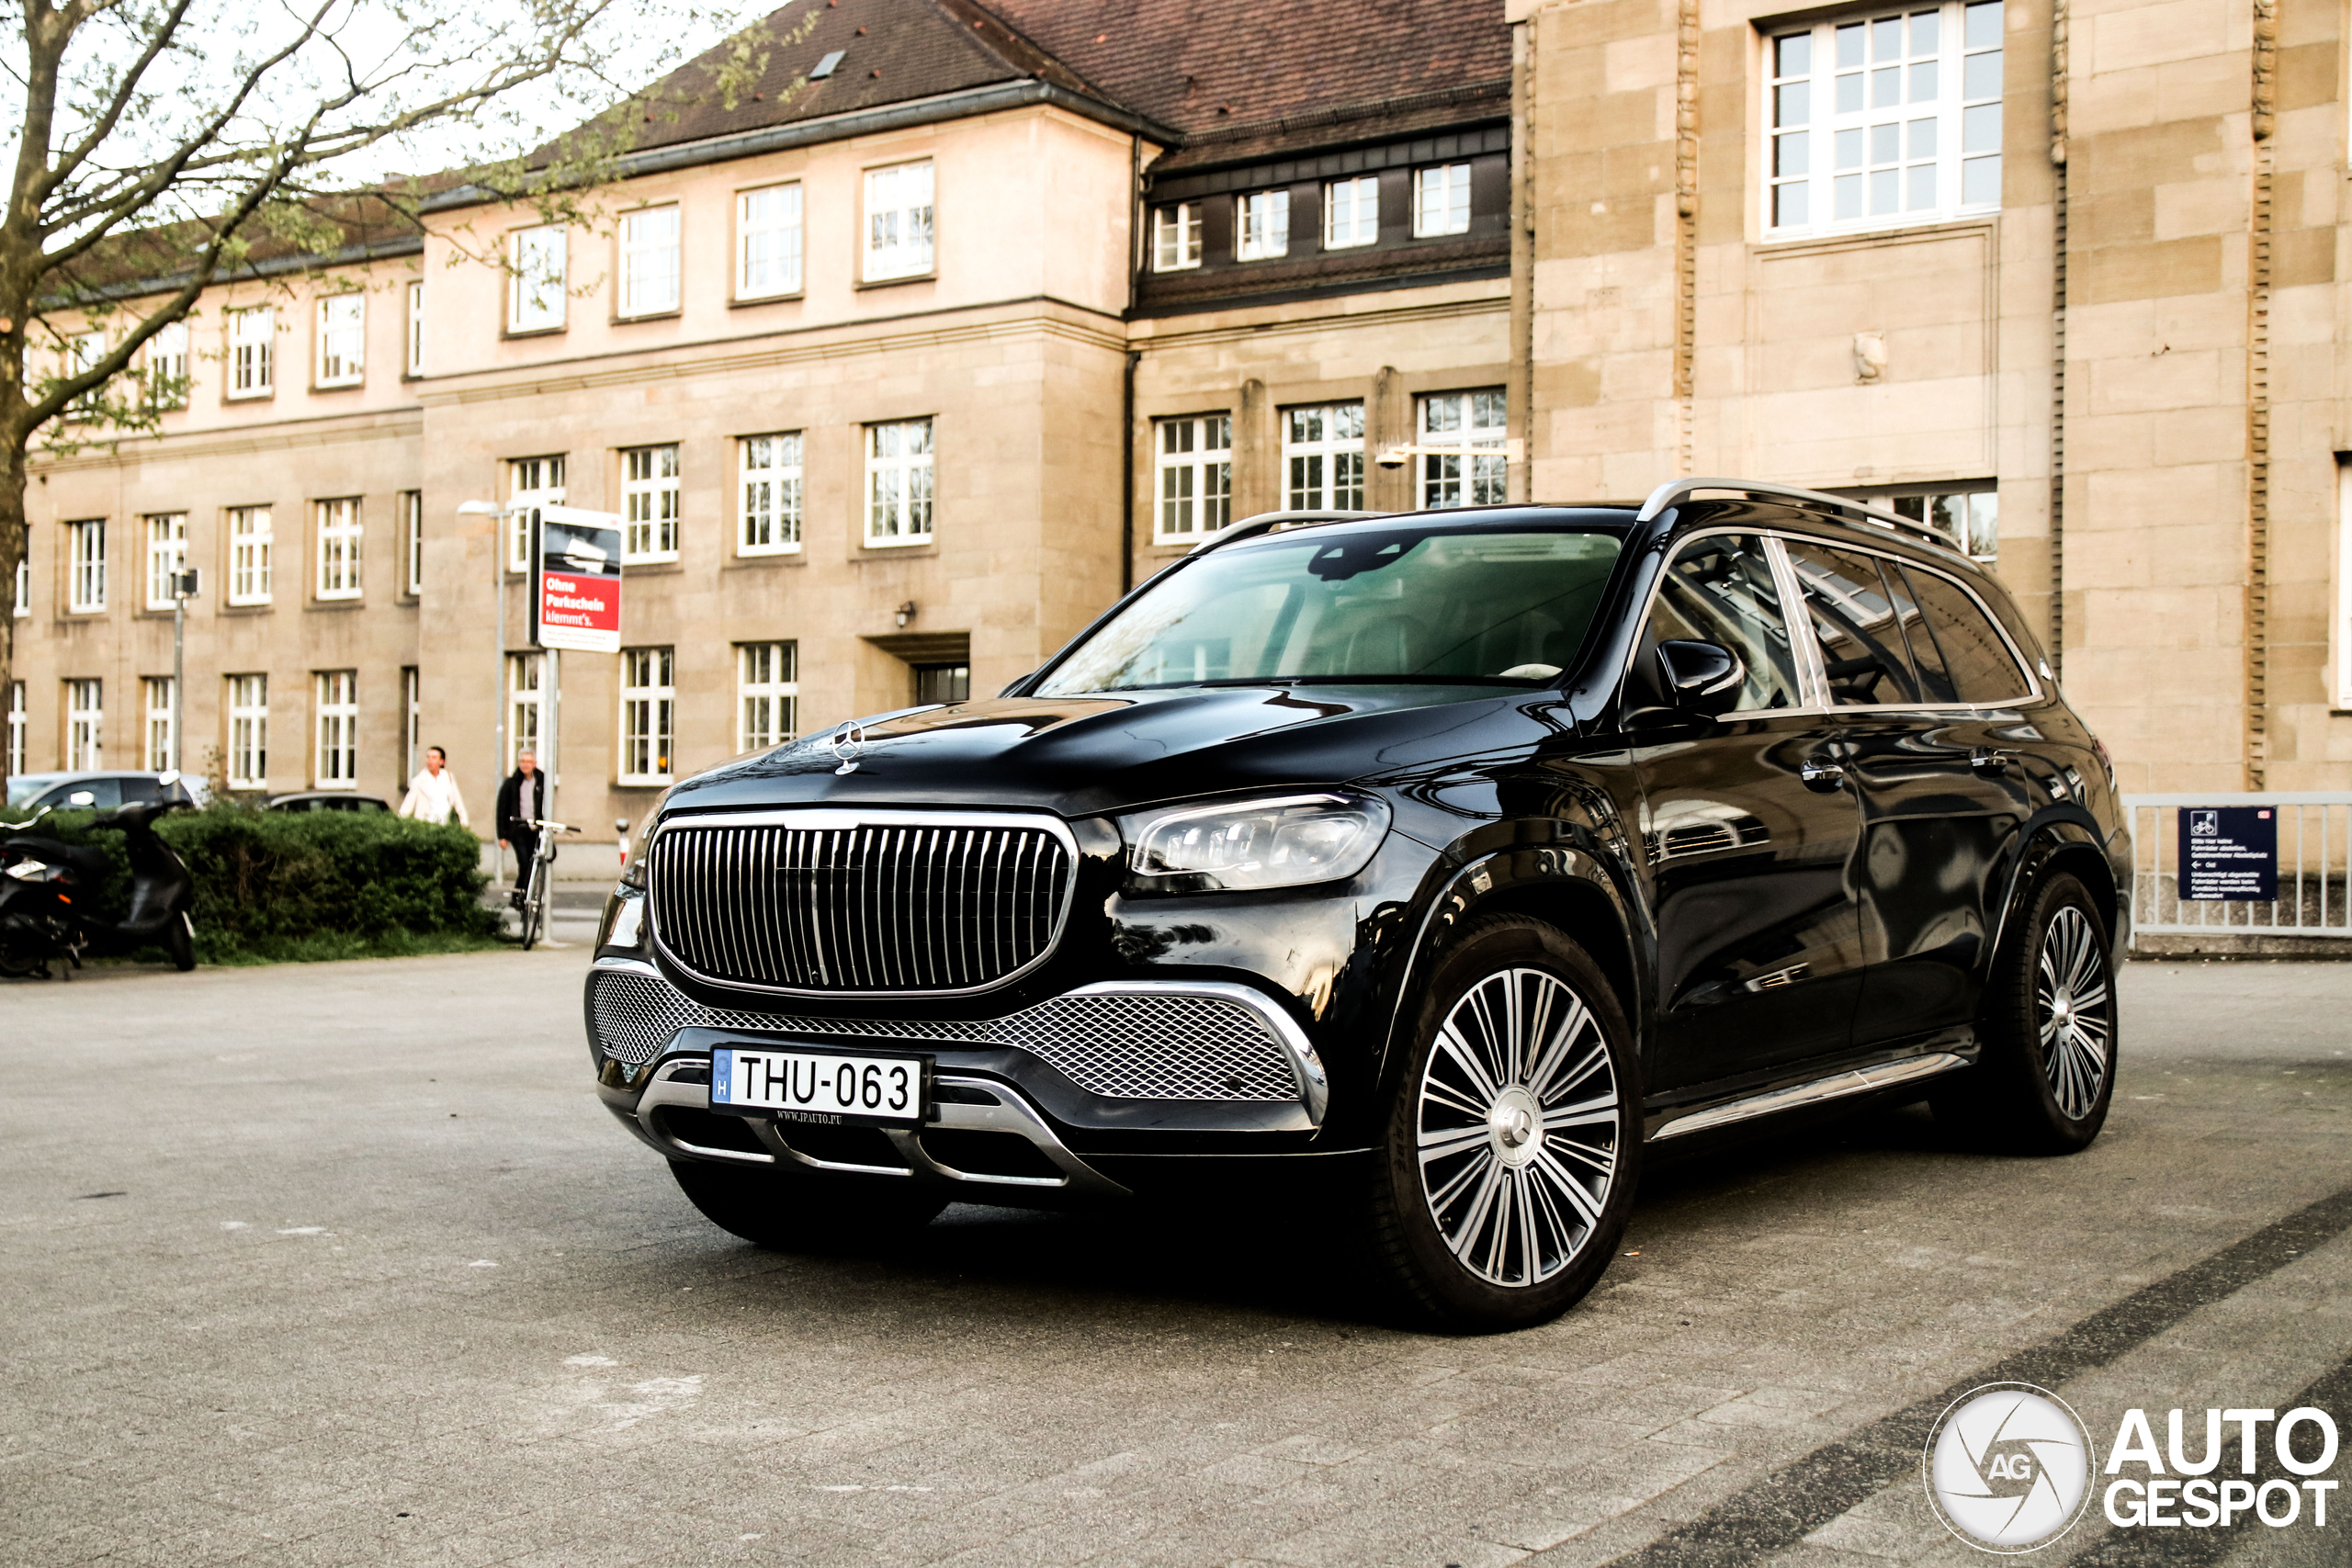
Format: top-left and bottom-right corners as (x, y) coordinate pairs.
(657, 686), (1562, 820)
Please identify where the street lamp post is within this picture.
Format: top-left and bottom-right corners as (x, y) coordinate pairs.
(170, 567), (200, 774)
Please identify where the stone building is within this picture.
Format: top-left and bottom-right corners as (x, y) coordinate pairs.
(8, 0), (2346, 845)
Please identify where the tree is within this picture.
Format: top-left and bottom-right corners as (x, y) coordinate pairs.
(0, 0), (793, 793)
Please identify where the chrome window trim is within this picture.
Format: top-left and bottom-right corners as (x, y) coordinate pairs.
(1771, 529), (2045, 710)
(1618, 525), (1833, 721)
(642, 807), (1081, 1000)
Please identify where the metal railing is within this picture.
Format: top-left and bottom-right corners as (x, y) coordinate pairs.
(2121, 792), (2352, 943)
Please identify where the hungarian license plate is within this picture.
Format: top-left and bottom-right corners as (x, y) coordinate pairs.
(708, 1045), (928, 1127)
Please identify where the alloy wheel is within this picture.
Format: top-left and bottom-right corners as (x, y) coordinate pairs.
(1417, 966), (1621, 1287)
(2035, 905), (2110, 1121)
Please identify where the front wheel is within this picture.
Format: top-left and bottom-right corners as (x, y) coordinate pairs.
(165, 908), (196, 972)
(1363, 916), (1642, 1333)
(668, 1158), (947, 1250)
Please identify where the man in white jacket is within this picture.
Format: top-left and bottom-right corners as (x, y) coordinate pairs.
(397, 746), (470, 827)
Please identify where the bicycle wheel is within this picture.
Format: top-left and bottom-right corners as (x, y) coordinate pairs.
(520, 854), (548, 950)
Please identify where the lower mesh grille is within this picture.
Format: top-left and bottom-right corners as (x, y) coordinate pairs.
(590, 965), (1300, 1102)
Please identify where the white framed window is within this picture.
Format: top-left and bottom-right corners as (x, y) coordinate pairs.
(1324, 176), (1379, 249)
(401, 666), (421, 779)
(226, 673), (267, 789)
(401, 491), (424, 598)
(865, 161), (935, 282)
(737, 641), (798, 751)
(315, 497), (362, 600)
(145, 319), (189, 408)
(865, 418), (934, 546)
(67, 519), (106, 613)
(1843, 481), (1999, 562)
(620, 646), (674, 784)
(1765, 1), (2004, 237)
(1417, 389), (1510, 509)
(315, 294), (364, 387)
(143, 676), (175, 771)
(506, 651), (543, 772)
(508, 224), (567, 333)
(621, 444), (681, 562)
(1283, 403), (1365, 511)
(228, 305), (273, 397)
(68, 330), (106, 414)
(405, 281), (424, 377)
(507, 455), (566, 571)
(314, 670), (357, 788)
(144, 513), (187, 611)
(619, 205), (682, 317)
(1154, 415), (1232, 543)
(227, 505), (273, 605)
(12, 553), (25, 616)
(1238, 190), (1290, 260)
(6, 681), (24, 777)
(738, 183), (804, 299)
(1414, 164), (1472, 237)
(740, 433), (804, 555)
(64, 679), (102, 770)
(1153, 203), (1203, 271)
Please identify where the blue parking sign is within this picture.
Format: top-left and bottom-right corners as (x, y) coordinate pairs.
(2178, 807), (2278, 901)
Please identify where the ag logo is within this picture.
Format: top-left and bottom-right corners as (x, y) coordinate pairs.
(1924, 1382), (2097, 1552)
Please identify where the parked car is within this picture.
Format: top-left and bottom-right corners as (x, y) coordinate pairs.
(586, 479), (2130, 1331)
(6, 771), (209, 812)
(265, 791), (391, 814)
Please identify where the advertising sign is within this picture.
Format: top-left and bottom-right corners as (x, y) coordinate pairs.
(531, 504), (623, 654)
(2178, 806), (2278, 901)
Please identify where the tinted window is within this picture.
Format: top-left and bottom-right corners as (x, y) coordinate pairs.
(40, 777), (122, 809)
(1900, 565), (2031, 704)
(118, 776), (161, 804)
(1787, 541), (1919, 706)
(1641, 533), (1803, 712)
(1880, 567), (1956, 702)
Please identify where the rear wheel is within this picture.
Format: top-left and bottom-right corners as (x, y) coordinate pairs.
(165, 908), (196, 972)
(519, 855), (548, 951)
(668, 1158), (947, 1250)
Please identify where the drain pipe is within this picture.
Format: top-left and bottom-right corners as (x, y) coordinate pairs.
(1120, 349), (1139, 595)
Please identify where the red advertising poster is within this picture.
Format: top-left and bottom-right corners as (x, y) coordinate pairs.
(531, 504), (623, 654)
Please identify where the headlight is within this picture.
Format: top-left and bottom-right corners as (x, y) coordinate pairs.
(1120, 792), (1391, 892)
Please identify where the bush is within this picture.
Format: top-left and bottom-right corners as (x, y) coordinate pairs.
(17, 803), (500, 964)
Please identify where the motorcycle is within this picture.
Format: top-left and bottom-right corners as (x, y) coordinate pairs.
(1, 773), (198, 978)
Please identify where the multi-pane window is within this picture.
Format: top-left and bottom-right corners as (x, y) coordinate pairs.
(314, 670), (357, 787)
(143, 676), (175, 771)
(229, 305), (273, 397)
(506, 651), (543, 771)
(737, 641), (798, 751)
(866, 419), (933, 545)
(146, 319), (188, 408)
(226, 674), (267, 788)
(1325, 176), (1379, 249)
(315, 294), (364, 387)
(144, 513), (187, 611)
(620, 646), (675, 784)
(315, 497), (362, 600)
(1414, 164), (1473, 237)
(68, 330), (106, 414)
(228, 506), (272, 605)
(64, 679), (102, 769)
(865, 161), (935, 282)
(401, 666), (421, 780)
(915, 663), (969, 706)
(507, 455), (565, 571)
(6, 681), (24, 777)
(620, 205), (682, 317)
(1238, 190), (1290, 260)
(1154, 415), (1233, 543)
(740, 434), (804, 554)
(68, 519), (106, 613)
(509, 225), (567, 332)
(622, 444), (682, 562)
(1153, 203), (1203, 271)
(1283, 403), (1365, 511)
(401, 491), (424, 597)
(1418, 390), (1510, 509)
(738, 184), (804, 299)
(1766, 1), (2004, 235)
(1849, 482), (1999, 562)
(405, 281), (424, 377)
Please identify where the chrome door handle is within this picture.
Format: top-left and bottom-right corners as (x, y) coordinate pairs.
(1799, 759), (1847, 791)
(1969, 749), (2012, 773)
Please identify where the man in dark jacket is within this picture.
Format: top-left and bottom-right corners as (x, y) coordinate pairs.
(495, 750), (546, 905)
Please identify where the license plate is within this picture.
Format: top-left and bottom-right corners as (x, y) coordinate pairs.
(709, 1045), (928, 1127)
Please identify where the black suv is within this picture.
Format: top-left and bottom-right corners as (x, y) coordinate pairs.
(588, 479), (2128, 1331)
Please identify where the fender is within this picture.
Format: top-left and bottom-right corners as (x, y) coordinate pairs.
(1984, 809), (2120, 983)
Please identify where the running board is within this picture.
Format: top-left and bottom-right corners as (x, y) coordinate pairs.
(1648, 1052), (1971, 1142)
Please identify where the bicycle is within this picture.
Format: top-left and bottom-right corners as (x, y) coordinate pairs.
(514, 817), (580, 951)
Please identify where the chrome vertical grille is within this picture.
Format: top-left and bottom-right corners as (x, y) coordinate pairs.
(646, 812), (1076, 996)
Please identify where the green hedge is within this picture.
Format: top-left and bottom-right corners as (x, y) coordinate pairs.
(19, 804), (500, 964)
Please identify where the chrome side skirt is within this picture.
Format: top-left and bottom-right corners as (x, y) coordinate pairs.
(1648, 1052), (1970, 1142)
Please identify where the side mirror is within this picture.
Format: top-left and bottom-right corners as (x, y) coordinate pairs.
(1657, 640), (1746, 717)
(67, 790), (97, 807)
(157, 769), (180, 788)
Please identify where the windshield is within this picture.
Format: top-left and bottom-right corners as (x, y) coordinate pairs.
(1037, 525), (1624, 694)
(6, 775), (56, 807)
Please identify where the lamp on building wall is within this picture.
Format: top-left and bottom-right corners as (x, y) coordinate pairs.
(456, 500), (526, 807)
(895, 600), (917, 627)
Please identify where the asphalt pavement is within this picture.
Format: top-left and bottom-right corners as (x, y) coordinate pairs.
(4, 954), (2347, 1566)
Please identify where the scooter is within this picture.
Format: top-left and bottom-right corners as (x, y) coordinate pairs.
(1, 775), (198, 978)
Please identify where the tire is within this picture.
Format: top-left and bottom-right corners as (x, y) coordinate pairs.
(668, 1158), (947, 1250)
(520, 857), (548, 951)
(165, 908), (196, 972)
(1933, 871), (2116, 1154)
(1363, 915), (1642, 1333)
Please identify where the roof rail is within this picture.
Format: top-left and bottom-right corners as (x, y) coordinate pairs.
(1186, 509), (1390, 555)
(1634, 477), (1957, 550)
